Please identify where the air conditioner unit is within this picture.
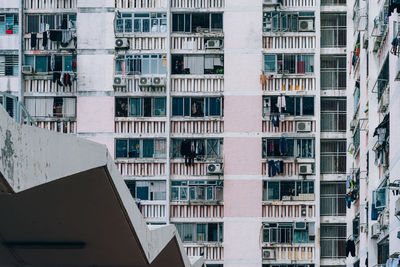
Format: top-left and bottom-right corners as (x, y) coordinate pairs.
(154, 108), (164, 116)
(206, 163), (223, 175)
(379, 209), (389, 229)
(60, 39), (76, 50)
(262, 248), (276, 260)
(371, 222), (381, 238)
(115, 38), (130, 49)
(296, 121), (312, 132)
(263, 0), (280, 6)
(206, 39), (223, 49)
(139, 77), (152, 87)
(113, 76), (126, 87)
(295, 222), (306, 230)
(395, 198), (400, 216)
(22, 65), (33, 74)
(152, 76), (166, 87)
(299, 164), (313, 175)
(298, 19), (314, 31)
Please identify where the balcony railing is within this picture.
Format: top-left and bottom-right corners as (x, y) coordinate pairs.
(171, 160), (221, 176)
(115, 118), (166, 134)
(115, 161), (166, 177)
(170, 203), (224, 218)
(171, 0), (225, 8)
(261, 76), (316, 92)
(280, 0), (315, 7)
(114, 36), (166, 50)
(139, 200), (167, 220)
(35, 120), (76, 133)
(24, 34), (59, 51)
(171, 75), (224, 94)
(115, 0), (167, 8)
(321, 0), (346, 5)
(262, 203), (315, 218)
(24, 0), (77, 9)
(113, 77), (166, 94)
(263, 36), (316, 50)
(25, 78), (77, 94)
(262, 119), (316, 133)
(262, 244), (315, 261)
(184, 243), (223, 261)
(262, 160), (300, 177)
(171, 118), (224, 134)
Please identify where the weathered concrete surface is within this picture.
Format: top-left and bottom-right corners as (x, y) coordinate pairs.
(0, 107), (203, 266)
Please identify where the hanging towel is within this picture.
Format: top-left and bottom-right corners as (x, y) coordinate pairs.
(61, 31), (73, 46)
(42, 31), (48, 48)
(31, 33), (37, 48)
(50, 30), (62, 42)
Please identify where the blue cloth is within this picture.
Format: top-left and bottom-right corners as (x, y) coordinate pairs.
(280, 138), (287, 155)
(371, 204), (378, 220)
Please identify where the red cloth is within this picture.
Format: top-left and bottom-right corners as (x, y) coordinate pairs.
(297, 61), (305, 74)
(6, 29), (13, 34)
(72, 61), (76, 68)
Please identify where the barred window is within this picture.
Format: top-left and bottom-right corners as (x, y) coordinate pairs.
(0, 55), (18, 76)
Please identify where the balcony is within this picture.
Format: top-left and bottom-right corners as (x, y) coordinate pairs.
(261, 75), (316, 92)
(115, 0), (167, 8)
(171, 35), (224, 52)
(138, 200), (167, 221)
(34, 120), (76, 134)
(171, 118), (224, 134)
(263, 36), (316, 50)
(279, 0), (315, 7)
(184, 243), (223, 261)
(115, 160), (166, 177)
(24, 33), (59, 51)
(171, 160), (222, 177)
(262, 244), (315, 262)
(114, 76), (166, 94)
(262, 203), (315, 218)
(115, 118), (166, 134)
(24, 0), (77, 10)
(171, 0), (225, 8)
(170, 203), (224, 218)
(171, 75), (224, 94)
(262, 160), (301, 177)
(24, 77), (77, 94)
(262, 119), (316, 133)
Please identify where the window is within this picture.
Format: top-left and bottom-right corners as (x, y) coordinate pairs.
(262, 222), (314, 244)
(172, 139), (222, 159)
(172, 97), (222, 117)
(172, 13), (223, 33)
(24, 97), (76, 118)
(320, 224), (346, 258)
(320, 183), (346, 216)
(26, 14), (76, 33)
(175, 223), (223, 242)
(263, 96), (314, 116)
(263, 11), (315, 32)
(321, 98), (346, 132)
(321, 14), (346, 48)
(0, 14), (18, 34)
(0, 55), (18, 76)
(115, 139), (166, 158)
(320, 140), (346, 174)
(115, 97), (166, 117)
(262, 138), (315, 158)
(263, 54), (314, 74)
(116, 13), (167, 33)
(263, 181), (314, 201)
(376, 58), (389, 101)
(172, 54), (224, 75)
(124, 180), (166, 200)
(171, 180), (223, 202)
(321, 0), (346, 5)
(373, 187), (387, 210)
(378, 238), (389, 264)
(321, 56), (346, 90)
(24, 55), (76, 73)
(115, 54), (167, 75)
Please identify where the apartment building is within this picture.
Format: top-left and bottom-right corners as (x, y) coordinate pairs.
(0, 0), (349, 266)
(346, 0), (400, 265)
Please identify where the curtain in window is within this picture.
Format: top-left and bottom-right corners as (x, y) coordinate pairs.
(142, 139), (154, 158)
(129, 98), (141, 116)
(63, 98), (76, 117)
(154, 139), (166, 158)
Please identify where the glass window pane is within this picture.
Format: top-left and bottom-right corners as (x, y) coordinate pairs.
(35, 56), (48, 72)
(128, 139), (140, 158)
(171, 187), (179, 200)
(180, 187), (188, 200)
(197, 224), (206, 241)
(64, 56), (73, 71)
(143, 139), (154, 158)
(172, 98), (183, 116)
(116, 139), (128, 158)
(264, 55), (276, 72)
(129, 98), (141, 116)
(208, 223), (218, 242)
(154, 139), (166, 158)
(115, 98), (128, 117)
(268, 182), (280, 200)
(303, 97), (314, 115)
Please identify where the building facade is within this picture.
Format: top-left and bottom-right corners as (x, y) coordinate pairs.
(0, 0), (353, 266)
(347, 0), (400, 265)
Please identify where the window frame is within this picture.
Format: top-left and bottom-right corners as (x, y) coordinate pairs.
(263, 180), (315, 201)
(172, 97), (223, 117)
(263, 54), (314, 74)
(172, 12), (223, 33)
(115, 97), (166, 117)
(115, 138), (167, 159)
